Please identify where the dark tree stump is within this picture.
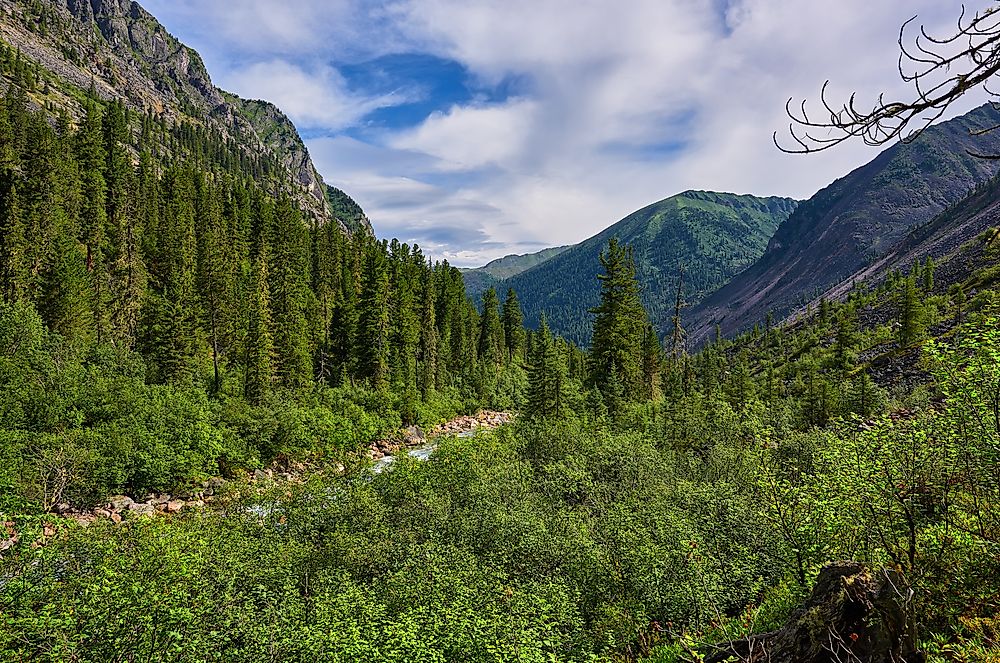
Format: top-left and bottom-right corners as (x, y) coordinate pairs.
(704, 561), (924, 663)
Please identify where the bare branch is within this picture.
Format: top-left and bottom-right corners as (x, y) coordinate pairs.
(778, 2), (1000, 155)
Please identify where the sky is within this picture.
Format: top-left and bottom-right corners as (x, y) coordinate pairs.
(141, 0), (988, 267)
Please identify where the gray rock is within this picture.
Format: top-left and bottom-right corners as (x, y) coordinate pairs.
(109, 495), (134, 512)
(126, 502), (155, 517)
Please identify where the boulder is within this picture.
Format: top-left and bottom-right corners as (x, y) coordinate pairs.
(126, 502), (155, 518)
(109, 495), (134, 512)
(704, 561), (923, 663)
(165, 501), (185, 514)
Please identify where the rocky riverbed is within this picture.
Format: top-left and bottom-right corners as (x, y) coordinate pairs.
(1, 411), (515, 549)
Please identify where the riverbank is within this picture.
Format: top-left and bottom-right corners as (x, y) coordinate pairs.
(2, 410), (516, 546)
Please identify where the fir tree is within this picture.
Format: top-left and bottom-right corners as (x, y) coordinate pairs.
(588, 238), (648, 402)
(526, 313), (568, 419)
(245, 247), (274, 405)
(502, 288), (526, 363)
(357, 245), (391, 389)
(478, 287), (505, 367)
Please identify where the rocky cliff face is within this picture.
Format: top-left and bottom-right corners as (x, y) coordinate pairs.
(0, 0), (372, 233)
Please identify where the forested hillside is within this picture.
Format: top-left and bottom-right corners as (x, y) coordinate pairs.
(499, 191), (796, 345)
(0, 0), (369, 232)
(461, 245), (570, 298)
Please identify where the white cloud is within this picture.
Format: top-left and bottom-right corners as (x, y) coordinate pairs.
(224, 60), (414, 130)
(389, 99), (538, 171)
(142, 0), (995, 266)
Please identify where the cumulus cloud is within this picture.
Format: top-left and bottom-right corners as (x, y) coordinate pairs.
(143, 0), (994, 266)
(224, 60), (414, 130)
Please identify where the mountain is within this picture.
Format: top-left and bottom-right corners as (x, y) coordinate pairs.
(461, 246), (570, 299)
(686, 104), (1000, 345)
(500, 191), (799, 346)
(0, 0), (371, 233)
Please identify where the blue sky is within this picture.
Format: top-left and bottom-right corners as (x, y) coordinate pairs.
(141, 0), (984, 266)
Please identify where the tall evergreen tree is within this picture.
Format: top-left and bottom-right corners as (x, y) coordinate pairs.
(526, 313), (568, 420)
(419, 268), (439, 397)
(502, 287), (526, 363)
(245, 246), (274, 405)
(478, 287), (505, 367)
(268, 196), (312, 389)
(588, 238), (648, 402)
(357, 244), (391, 389)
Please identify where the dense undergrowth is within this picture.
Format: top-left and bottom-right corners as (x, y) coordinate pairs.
(4, 310), (1000, 661)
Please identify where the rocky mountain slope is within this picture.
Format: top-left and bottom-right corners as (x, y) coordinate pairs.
(686, 104), (1000, 346)
(0, 0), (370, 233)
(461, 246), (570, 299)
(499, 191), (798, 346)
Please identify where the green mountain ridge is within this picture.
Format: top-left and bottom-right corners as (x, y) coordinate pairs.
(460, 245), (571, 298)
(496, 190), (799, 346)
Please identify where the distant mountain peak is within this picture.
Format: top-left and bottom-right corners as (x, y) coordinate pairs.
(473, 191), (797, 346)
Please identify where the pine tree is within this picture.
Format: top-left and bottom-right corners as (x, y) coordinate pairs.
(588, 238), (648, 402)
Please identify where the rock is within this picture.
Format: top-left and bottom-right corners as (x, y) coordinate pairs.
(165, 501), (185, 514)
(402, 425), (425, 444)
(126, 502), (155, 518)
(704, 561), (922, 663)
(186, 500), (204, 509)
(53, 502), (72, 515)
(42, 524), (56, 538)
(109, 495), (134, 512)
(94, 508), (111, 518)
(110, 512), (122, 524)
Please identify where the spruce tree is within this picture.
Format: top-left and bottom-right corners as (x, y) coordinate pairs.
(245, 246), (274, 405)
(268, 196), (312, 390)
(501, 287), (526, 363)
(419, 269), (439, 397)
(357, 245), (391, 389)
(588, 238), (648, 402)
(526, 313), (568, 419)
(478, 287), (505, 367)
